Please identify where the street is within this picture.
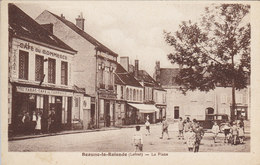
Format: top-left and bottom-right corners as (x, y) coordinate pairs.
(9, 123), (250, 152)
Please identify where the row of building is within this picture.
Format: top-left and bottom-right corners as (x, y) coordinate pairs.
(8, 4), (250, 134)
(8, 4), (166, 134)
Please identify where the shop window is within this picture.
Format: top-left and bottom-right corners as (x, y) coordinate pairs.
(61, 61), (68, 85)
(48, 58), (56, 84)
(18, 50), (29, 80)
(35, 55), (44, 82)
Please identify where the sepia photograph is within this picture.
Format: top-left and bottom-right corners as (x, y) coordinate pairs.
(5, 1), (252, 153)
(1, 1), (260, 164)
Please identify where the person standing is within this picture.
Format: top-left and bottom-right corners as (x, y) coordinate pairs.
(184, 119), (191, 142)
(223, 123), (231, 143)
(35, 112), (42, 134)
(238, 122), (245, 144)
(145, 120), (150, 136)
(22, 112), (31, 135)
(132, 126), (143, 152)
(193, 123), (204, 152)
(48, 110), (56, 133)
(178, 117), (184, 140)
(31, 111), (37, 134)
(186, 128), (195, 152)
(160, 117), (170, 140)
(230, 121), (238, 145)
(211, 122), (220, 143)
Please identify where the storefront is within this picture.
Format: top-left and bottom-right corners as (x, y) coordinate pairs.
(11, 83), (73, 134)
(97, 91), (117, 128)
(127, 103), (159, 124)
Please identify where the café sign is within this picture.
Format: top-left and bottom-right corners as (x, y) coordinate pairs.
(19, 42), (68, 60)
(16, 86), (73, 96)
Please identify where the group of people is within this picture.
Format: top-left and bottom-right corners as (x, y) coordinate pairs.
(20, 109), (58, 135)
(21, 111), (42, 135)
(178, 117), (205, 152)
(222, 119), (245, 145)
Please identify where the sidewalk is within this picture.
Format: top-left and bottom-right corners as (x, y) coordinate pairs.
(8, 123), (161, 141)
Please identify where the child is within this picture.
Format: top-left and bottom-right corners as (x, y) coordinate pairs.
(223, 123), (231, 143)
(132, 126), (143, 152)
(238, 123), (245, 144)
(178, 117), (184, 140)
(145, 120), (150, 136)
(230, 121), (238, 145)
(186, 129), (195, 152)
(160, 117), (170, 140)
(211, 122), (220, 143)
(193, 123), (204, 152)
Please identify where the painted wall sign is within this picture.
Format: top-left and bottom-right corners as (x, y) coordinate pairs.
(83, 96), (91, 109)
(19, 42), (68, 60)
(16, 86), (73, 96)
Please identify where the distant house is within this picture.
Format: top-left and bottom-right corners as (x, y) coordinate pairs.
(120, 57), (166, 123)
(8, 4), (77, 134)
(154, 62), (250, 121)
(36, 10), (118, 128)
(114, 63), (143, 125)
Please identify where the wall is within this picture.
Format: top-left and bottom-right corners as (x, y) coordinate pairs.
(10, 38), (74, 89)
(165, 86), (249, 121)
(36, 11), (96, 96)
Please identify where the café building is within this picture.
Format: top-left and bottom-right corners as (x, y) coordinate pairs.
(8, 4), (77, 134)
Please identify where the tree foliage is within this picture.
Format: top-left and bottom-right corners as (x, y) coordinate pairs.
(164, 4), (250, 93)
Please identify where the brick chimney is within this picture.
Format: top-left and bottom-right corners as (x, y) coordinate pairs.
(120, 57), (129, 72)
(134, 60), (139, 77)
(76, 12), (85, 31)
(153, 61), (161, 83)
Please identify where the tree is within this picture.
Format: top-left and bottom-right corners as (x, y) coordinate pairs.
(164, 4), (250, 121)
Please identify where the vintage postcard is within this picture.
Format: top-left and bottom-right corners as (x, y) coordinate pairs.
(1, 1), (260, 165)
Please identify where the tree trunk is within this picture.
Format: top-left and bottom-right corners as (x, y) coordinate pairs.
(231, 79), (236, 121)
(231, 55), (236, 121)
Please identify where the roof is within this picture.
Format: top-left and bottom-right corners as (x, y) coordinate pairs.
(136, 70), (158, 86)
(73, 85), (85, 94)
(115, 64), (142, 87)
(159, 68), (180, 86)
(46, 11), (118, 57)
(8, 4), (76, 53)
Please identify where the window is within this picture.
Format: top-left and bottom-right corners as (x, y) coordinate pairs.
(61, 61), (68, 85)
(220, 94), (227, 104)
(121, 86), (124, 99)
(18, 50), (29, 80)
(236, 94), (243, 104)
(48, 58), (56, 84)
(140, 90), (142, 102)
(35, 55), (44, 81)
(130, 89), (133, 101)
(126, 88), (129, 100)
(133, 89), (136, 101)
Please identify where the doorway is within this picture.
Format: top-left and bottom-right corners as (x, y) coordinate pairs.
(55, 96), (62, 131)
(105, 101), (110, 127)
(174, 106), (179, 119)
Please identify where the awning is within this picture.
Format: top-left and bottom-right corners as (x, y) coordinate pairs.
(128, 103), (159, 113)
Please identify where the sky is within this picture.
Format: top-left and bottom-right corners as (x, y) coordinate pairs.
(15, 1), (209, 76)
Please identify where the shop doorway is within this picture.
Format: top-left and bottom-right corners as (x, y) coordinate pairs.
(91, 104), (95, 120)
(105, 101), (110, 127)
(55, 96), (62, 131)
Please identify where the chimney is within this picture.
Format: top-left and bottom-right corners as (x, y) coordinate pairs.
(134, 60), (139, 77)
(153, 61), (160, 83)
(76, 12), (85, 31)
(41, 23), (54, 34)
(120, 57), (129, 72)
(61, 14), (65, 19)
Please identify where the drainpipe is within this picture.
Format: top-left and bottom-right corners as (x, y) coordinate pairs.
(95, 47), (99, 128)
